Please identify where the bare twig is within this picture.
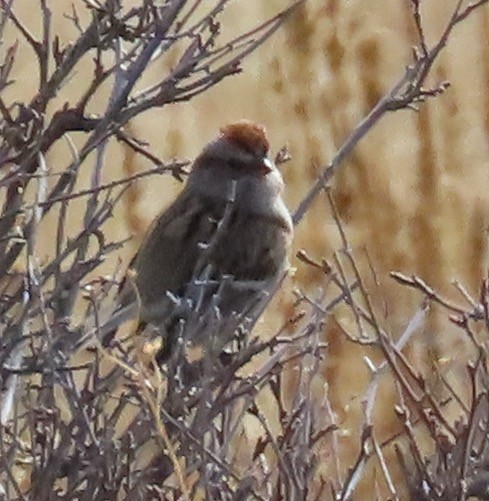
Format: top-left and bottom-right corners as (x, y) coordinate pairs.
(293, 0), (488, 225)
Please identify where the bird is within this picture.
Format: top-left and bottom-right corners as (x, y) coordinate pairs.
(105, 120), (293, 362)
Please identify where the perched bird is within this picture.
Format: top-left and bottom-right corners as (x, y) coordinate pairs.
(108, 120), (293, 361)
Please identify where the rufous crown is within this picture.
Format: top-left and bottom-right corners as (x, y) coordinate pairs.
(219, 120), (269, 156)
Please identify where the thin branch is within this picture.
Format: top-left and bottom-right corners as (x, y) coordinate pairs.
(292, 0), (487, 224)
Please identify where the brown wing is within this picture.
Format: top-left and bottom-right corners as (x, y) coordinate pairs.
(122, 190), (225, 322)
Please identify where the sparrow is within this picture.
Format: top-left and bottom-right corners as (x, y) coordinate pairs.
(107, 120), (293, 361)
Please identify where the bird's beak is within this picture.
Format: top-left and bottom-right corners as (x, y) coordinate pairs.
(258, 157), (274, 176)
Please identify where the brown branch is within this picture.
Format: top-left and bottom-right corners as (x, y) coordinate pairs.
(35, 160), (188, 209)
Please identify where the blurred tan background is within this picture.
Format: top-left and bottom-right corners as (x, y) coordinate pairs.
(4, 0), (489, 497)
